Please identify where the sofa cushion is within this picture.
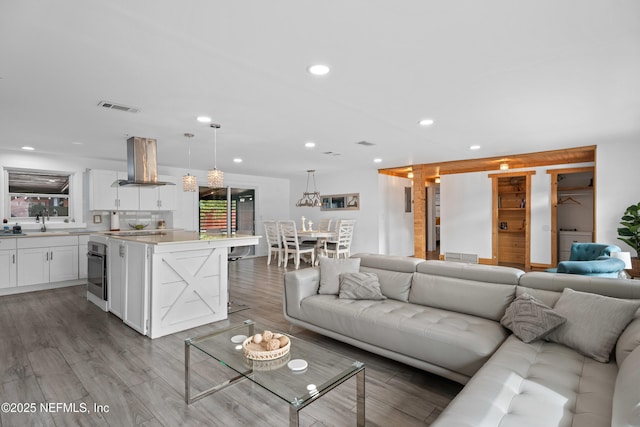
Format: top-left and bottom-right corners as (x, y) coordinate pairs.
(338, 272), (386, 300)
(612, 345), (640, 427)
(298, 295), (508, 377)
(432, 335), (618, 427)
(409, 272), (516, 321)
(353, 253), (423, 302)
(500, 293), (566, 343)
(416, 260), (524, 285)
(616, 315), (640, 366)
(546, 288), (640, 363)
(318, 256), (360, 295)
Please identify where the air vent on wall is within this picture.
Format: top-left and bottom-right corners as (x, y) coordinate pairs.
(97, 100), (140, 113)
(356, 140), (375, 146)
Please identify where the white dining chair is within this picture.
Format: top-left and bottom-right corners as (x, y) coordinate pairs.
(279, 220), (315, 269)
(317, 218), (333, 232)
(263, 220), (283, 266)
(324, 219), (356, 259)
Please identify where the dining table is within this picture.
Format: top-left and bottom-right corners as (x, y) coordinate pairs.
(297, 230), (337, 263)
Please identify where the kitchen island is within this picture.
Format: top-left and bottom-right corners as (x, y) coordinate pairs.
(102, 231), (260, 339)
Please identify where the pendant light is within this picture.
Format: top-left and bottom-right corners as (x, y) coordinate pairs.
(296, 170), (322, 207)
(182, 133), (197, 192)
(207, 123), (224, 188)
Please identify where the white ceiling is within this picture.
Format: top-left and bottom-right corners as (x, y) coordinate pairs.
(1, 1), (639, 180)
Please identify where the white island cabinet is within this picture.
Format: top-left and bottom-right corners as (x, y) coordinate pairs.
(104, 231), (260, 339)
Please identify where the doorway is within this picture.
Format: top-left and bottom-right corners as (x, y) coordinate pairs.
(199, 186), (256, 255)
(548, 167), (595, 266)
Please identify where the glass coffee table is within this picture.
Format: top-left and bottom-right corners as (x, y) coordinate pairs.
(185, 320), (365, 426)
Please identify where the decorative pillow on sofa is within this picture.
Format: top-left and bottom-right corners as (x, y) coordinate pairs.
(318, 256), (361, 295)
(545, 288), (640, 363)
(338, 272), (386, 300)
(500, 293), (566, 343)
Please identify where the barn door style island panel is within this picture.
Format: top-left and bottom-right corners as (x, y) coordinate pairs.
(101, 230), (260, 339)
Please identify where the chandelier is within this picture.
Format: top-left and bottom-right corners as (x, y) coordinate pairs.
(182, 133), (197, 192)
(296, 170), (322, 207)
(207, 123), (224, 188)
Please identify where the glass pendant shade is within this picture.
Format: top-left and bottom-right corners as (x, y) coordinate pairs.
(296, 170), (322, 207)
(182, 174), (197, 192)
(208, 169), (224, 188)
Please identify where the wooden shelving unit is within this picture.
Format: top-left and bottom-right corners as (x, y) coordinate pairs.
(489, 171), (535, 270)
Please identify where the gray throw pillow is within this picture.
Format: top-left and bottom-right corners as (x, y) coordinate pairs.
(500, 293), (566, 343)
(338, 272), (386, 300)
(318, 256), (361, 295)
(545, 288), (640, 363)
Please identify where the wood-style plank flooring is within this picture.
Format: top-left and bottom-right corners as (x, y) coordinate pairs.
(0, 257), (461, 427)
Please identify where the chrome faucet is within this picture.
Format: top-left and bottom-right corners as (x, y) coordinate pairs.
(40, 209), (49, 232)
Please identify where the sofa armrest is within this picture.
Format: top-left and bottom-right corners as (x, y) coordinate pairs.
(283, 267), (320, 319)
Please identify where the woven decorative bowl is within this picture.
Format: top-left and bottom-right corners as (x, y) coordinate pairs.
(242, 336), (291, 361)
(244, 352), (291, 371)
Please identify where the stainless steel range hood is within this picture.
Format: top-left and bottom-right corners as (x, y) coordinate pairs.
(115, 137), (175, 187)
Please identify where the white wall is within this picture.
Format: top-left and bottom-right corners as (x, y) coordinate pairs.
(596, 141), (640, 256)
(289, 169), (381, 255)
(440, 172), (493, 260)
(377, 174), (414, 256)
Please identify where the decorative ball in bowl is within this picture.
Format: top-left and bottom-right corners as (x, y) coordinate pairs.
(242, 330), (291, 360)
(129, 223), (148, 230)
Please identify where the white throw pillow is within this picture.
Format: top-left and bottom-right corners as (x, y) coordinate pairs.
(546, 288), (640, 363)
(318, 256), (361, 295)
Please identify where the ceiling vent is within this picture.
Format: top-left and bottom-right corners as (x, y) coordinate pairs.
(97, 100), (140, 114)
(323, 151), (342, 156)
(356, 140), (375, 146)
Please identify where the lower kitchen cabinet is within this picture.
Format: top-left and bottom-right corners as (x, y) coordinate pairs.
(17, 236), (79, 287)
(0, 238), (17, 289)
(78, 235), (89, 279)
(107, 239), (149, 334)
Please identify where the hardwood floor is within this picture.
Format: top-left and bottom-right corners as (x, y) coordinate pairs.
(0, 257), (461, 427)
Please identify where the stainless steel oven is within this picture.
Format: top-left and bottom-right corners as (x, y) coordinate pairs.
(87, 241), (107, 300)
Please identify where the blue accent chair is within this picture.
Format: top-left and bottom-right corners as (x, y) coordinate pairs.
(547, 243), (625, 277)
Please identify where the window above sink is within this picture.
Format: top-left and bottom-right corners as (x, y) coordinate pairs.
(6, 168), (72, 220)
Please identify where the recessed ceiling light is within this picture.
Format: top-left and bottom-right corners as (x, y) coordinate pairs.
(307, 64), (330, 76)
(72, 141), (84, 145)
(469, 145), (481, 150)
(305, 141), (316, 148)
(373, 158), (382, 163)
(21, 146), (35, 151)
(197, 116), (212, 123)
(233, 158), (242, 163)
(418, 118), (435, 126)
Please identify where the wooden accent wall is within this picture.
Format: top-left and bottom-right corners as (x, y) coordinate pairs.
(413, 167), (427, 259)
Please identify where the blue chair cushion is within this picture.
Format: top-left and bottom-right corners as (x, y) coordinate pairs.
(569, 243), (621, 261)
(555, 257), (626, 278)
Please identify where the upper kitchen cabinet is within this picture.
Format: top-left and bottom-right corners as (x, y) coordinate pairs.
(88, 169), (138, 211)
(138, 175), (177, 211)
(88, 169), (176, 211)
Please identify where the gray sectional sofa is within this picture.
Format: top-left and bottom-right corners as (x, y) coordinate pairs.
(283, 253), (640, 427)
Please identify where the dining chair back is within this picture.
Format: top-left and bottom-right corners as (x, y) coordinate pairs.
(263, 220), (283, 266)
(278, 220), (316, 269)
(317, 218), (333, 232)
(324, 219), (356, 259)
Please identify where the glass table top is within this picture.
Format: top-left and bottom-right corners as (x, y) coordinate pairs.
(186, 320), (364, 408)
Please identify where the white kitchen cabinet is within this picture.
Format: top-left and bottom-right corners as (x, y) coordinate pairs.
(138, 175), (177, 211)
(90, 169), (177, 211)
(124, 242), (149, 334)
(108, 240), (126, 319)
(17, 236), (79, 287)
(88, 169), (138, 211)
(78, 235), (89, 279)
(0, 238), (17, 289)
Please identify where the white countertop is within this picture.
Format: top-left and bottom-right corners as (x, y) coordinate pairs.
(102, 230), (261, 245)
